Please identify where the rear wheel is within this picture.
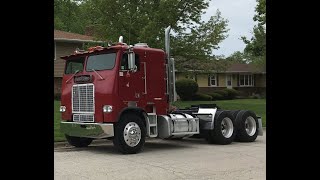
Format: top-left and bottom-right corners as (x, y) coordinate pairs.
(113, 113), (146, 154)
(234, 110), (259, 142)
(207, 111), (236, 145)
(230, 110), (241, 119)
(65, 135), (93, 147)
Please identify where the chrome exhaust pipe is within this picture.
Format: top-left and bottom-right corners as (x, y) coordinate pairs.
(165, 26), (176, 102)
(165, 26), (171, 58)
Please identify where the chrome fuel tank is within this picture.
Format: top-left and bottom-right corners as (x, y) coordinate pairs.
(157, 113), (199, 139)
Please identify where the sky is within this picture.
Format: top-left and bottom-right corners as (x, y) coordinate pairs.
(201, 0), (257, 57)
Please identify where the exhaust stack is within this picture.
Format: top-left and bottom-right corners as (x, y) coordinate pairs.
(165, 26), (177, 103)
(119, 36), (123, 43)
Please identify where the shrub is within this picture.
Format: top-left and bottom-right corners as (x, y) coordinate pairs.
(214, 90), (228, 99)
(176, 79), (198, 100)
(208, 93), (223, 100)
(249, 95), (259, 99)
(223, 89), (240, 99)
(192, 93), (212, 101)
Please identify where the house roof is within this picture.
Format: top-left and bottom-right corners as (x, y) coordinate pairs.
(226, 63), (265, 73)
(54, 30), (104, 43)
(176, 63), (266, 74)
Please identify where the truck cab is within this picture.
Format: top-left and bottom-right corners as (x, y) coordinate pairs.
(61, 43), (168, 124)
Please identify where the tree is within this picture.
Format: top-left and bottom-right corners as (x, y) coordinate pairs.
(172, 10), (230, 75)
(226, 51), (248, 64)
(54, 0), (87, 34)
(241, 0), (266, 69)
(54, 0), (230, 73)
(75, 0), (212, 47)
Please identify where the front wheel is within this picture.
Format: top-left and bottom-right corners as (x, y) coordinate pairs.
(113, 113), (146, 154)
(65, 135), (93, 147)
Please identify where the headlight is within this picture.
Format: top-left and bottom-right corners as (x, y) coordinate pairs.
(103, 105), (113, 113)
(60, 106), (66, 112)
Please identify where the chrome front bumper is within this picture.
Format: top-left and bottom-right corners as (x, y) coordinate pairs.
(60, 122), (114, 139)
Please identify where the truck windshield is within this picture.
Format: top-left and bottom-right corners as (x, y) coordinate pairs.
(86, 53), (116, 71)
(65, 57), (85, 74)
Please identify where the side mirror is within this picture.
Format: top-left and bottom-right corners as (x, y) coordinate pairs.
(128, 52), (136, 71)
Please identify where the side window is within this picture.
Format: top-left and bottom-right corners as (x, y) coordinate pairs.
(120, 53), (140, 71)
(120, 53), (129, 70)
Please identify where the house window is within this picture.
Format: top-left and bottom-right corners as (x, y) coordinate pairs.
(226, 75), (232, 86)
(239, 74), (254, 86)
(209, 74), (217, 86)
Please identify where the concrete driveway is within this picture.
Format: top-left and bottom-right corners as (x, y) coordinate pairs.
(54, 130), (265, 180)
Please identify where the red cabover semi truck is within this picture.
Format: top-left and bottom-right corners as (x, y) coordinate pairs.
(60, 26), (263, 154)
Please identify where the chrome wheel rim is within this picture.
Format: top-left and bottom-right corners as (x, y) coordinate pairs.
(221, 117), (234, 138)
(123, 122), (141, 147)
(245, 116), (257, 136)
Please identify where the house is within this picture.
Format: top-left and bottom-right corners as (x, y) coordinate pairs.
(54, 30), (103, 94)
(175, 63), (266, 96)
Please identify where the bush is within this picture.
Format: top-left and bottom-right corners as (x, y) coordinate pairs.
(54, 93), (61, 100)
(176, 79), (198, 100)
(214, 90), (228, 99)
(192, 93), (212, 101)
(223, 89), (240, 99)
(248, 95), (259, 99)
(208, 93), (224, 100)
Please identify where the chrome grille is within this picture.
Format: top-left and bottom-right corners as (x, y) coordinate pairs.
(73, 114), (94, 122)
(72, 84), (94, 113)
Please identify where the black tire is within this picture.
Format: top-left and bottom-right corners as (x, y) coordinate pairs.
(234, 110), (259, 142)
(207, 111), (236, 145)
(65, 135), (93, 147)
(230, 110), (241, 119)
(113, 113), (146, 154)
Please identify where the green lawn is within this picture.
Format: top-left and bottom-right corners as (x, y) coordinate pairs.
(54, 99), (266, 141)
(173, 99), (266, 127)
(54, 100), (65, 141)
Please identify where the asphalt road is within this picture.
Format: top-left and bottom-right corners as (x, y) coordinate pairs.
(54, 130), (266, 180)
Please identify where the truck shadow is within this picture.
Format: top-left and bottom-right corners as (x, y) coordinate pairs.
(54, 137), (263, 154)
(142, 141), (194, 153)
(54, 138), (209, 154)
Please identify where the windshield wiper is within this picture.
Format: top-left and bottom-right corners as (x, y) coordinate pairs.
(91, 69), (104, 80)
(66, 70), (80, 83)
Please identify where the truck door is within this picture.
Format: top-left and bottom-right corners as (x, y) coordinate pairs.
(118, 53), (146, 106)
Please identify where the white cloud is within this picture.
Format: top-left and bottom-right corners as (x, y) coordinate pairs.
(202, 0), (258, 56)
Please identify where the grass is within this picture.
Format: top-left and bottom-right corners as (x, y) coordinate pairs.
(54, 99), (266, 141)
(54, 100), (65, 141)
(173, 99), (266, 127)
